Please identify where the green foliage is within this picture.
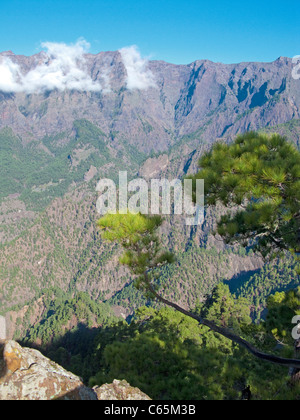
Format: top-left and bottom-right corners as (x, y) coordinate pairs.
(266, 287), (300, 346)
(261, 118), (300, 149)
(15, 280), (300, 399)
(233, 255), (300, 321)
(106, 242), (239, 312)
(19, 290), (120, 381)
(98, 212), (175, 293)
(0, 128), (53, 202)
(98, 212), (163, 245)
(0, 120), (143, 211)
(199, 283), (252, 328)
(3, 124), (300, 399)
(89, 288), (297, 400)
(23, 291), (118, 348)
(96, 210), (300, 398)
(190, 132), (300, 258)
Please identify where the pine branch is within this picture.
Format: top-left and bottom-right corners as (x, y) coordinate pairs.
(144, 273), (300, 370)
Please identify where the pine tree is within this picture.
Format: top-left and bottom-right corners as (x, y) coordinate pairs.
(189, 132), (300, 258)
(97, 211), (300, 370)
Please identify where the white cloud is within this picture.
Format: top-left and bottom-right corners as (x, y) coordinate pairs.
(0, 58), (24, 92)
(0, 39), (103, 93)
(0, 41), (156, 94)
(119, 45), (156, 90)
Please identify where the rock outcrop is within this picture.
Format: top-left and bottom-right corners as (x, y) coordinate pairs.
(0, 340), (150, 401)
(0, 317), (6, 341)
(94, 380), (151, 400)
(0, 340), (97, 400)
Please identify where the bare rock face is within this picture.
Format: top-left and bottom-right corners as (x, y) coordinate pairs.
(84, 165), (98, 182)
(0, 340), (151, 401)
(138, 154), (169, 179)
(0, 51), (299, 154)
(0, 340), (97, 400)
(0, 317), (6, 341)
(93, 380), (151, 400)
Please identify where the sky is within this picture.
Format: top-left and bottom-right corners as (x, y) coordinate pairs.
(0, 0), (299, 65)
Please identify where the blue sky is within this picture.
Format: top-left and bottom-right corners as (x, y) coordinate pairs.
(1, 0), (299, 64)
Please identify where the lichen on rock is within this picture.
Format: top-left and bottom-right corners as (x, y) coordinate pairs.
(93, 379), (151, 400)
(0, 340), (97, 400)
(0, 340), (151, 401)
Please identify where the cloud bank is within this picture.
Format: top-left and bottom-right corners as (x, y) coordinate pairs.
(0, 40), (156, 94)
(0, 40), (103, 94)
(119, 45), (156, 90)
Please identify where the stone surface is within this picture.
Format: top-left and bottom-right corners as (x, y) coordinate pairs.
(94, 380), (151, 400)
(0, 317), (6, 341)
(0, 340), (97, 400)
(0, 340), (151, 401)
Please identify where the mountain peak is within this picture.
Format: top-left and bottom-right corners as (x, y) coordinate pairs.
(0, 50), (15, 56)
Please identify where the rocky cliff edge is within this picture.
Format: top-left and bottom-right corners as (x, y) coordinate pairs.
(0, 340), (151, 401)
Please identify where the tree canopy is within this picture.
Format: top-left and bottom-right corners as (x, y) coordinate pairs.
(97, 211), (300, 370)
(97, 213), (175, 293)
(189, 132), (300, 258)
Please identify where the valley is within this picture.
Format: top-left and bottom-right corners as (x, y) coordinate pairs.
(0, 50), (299, 400)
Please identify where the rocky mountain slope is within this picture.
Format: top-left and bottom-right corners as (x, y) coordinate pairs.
(1, 52), (299, 153)
(0, 49), (299, 340)
(1, 51), (299, 210)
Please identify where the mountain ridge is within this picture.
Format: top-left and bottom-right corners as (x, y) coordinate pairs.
(0, 48), (292, 64)
(0, 50), (299, 344)
(0, 51), (299, 152)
